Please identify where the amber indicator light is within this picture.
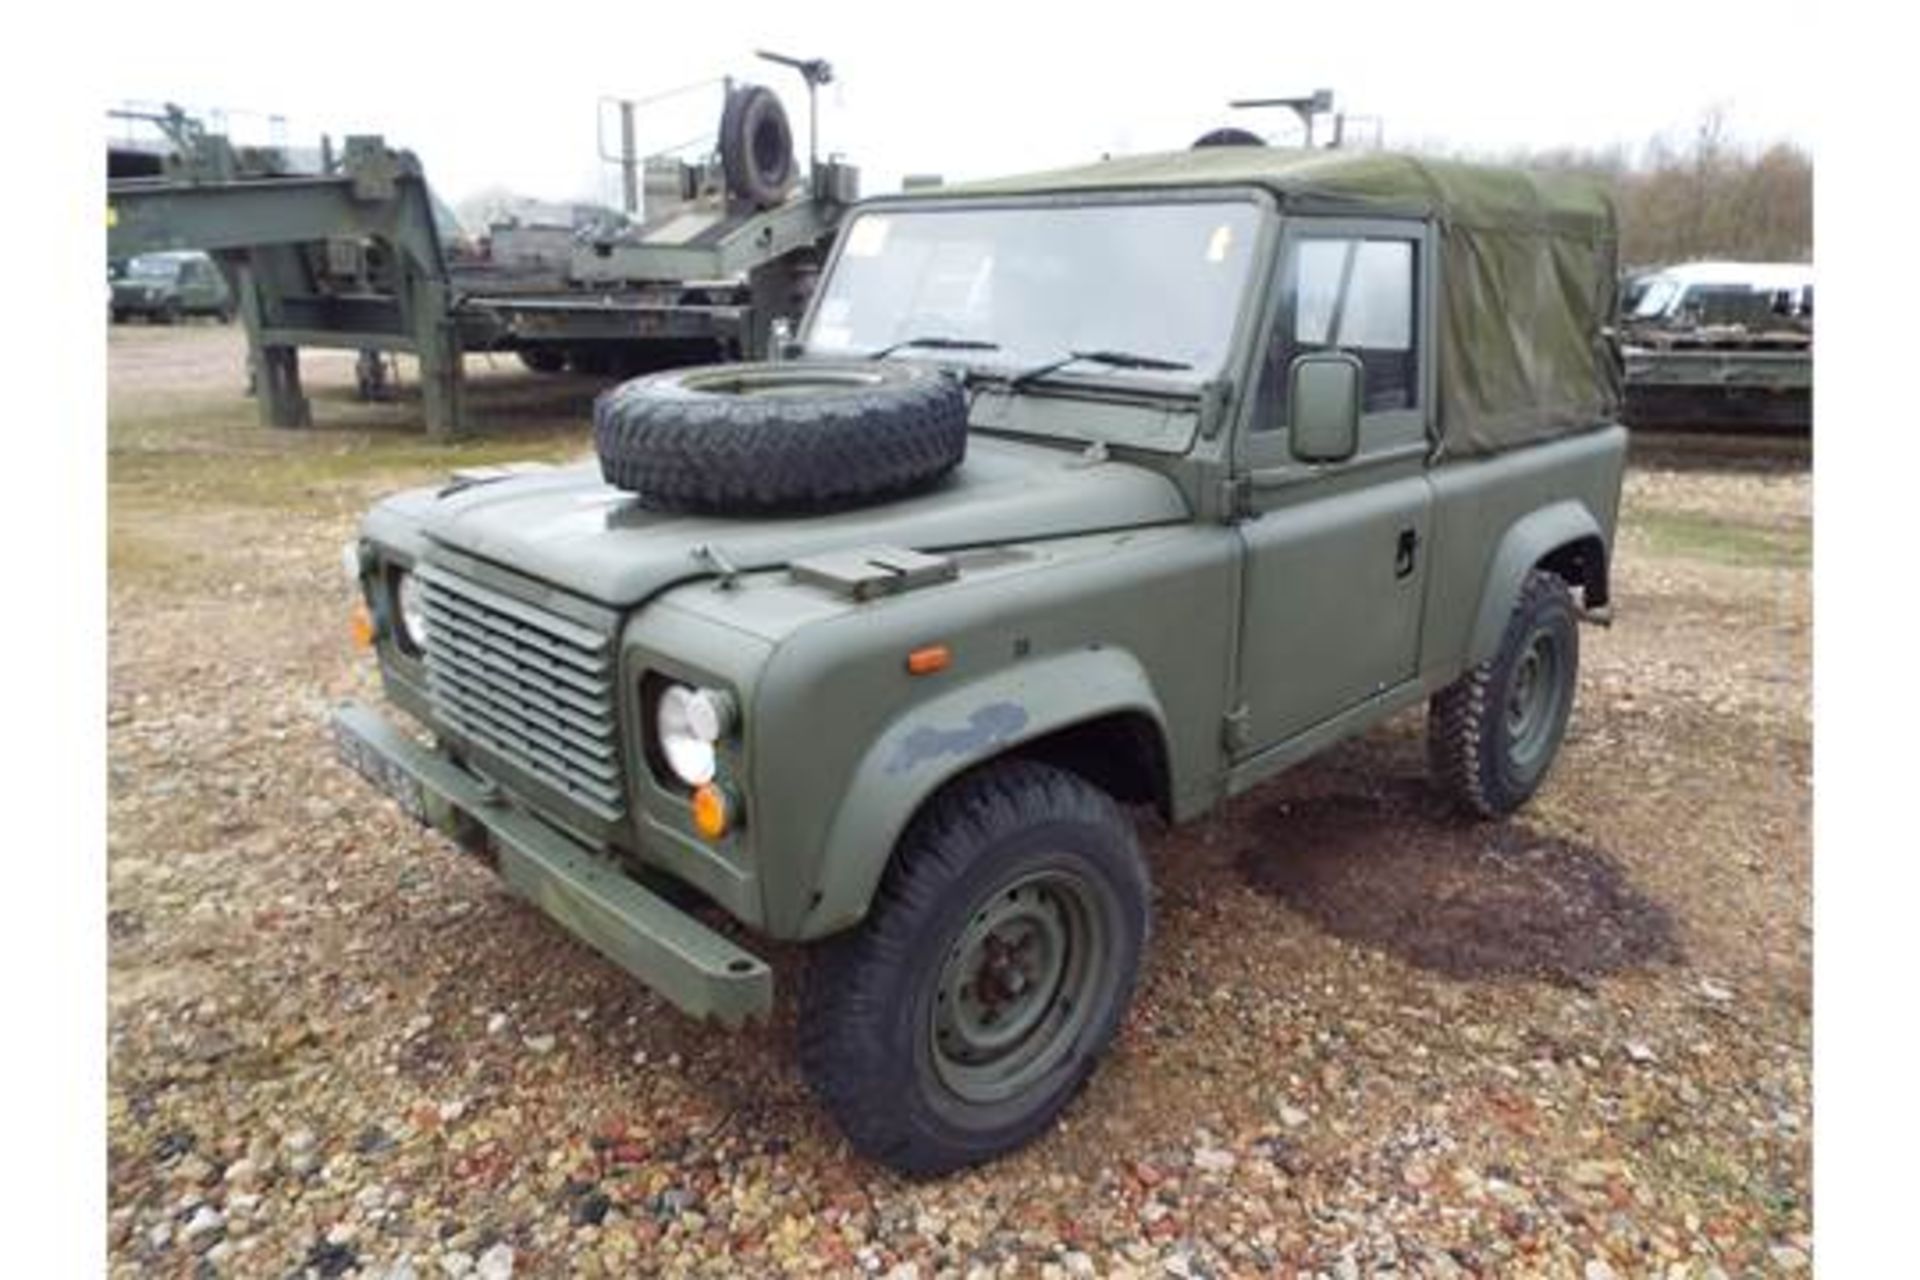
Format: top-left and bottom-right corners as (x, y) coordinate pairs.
(906, 644), (951, 676)
(349, 602), (376, 650)
(691, 784), (732, 840)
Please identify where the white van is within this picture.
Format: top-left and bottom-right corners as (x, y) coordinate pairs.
(1621, 261), (1812, 328)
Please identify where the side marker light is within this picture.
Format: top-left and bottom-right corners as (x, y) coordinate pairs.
(906, 644), (951, 676)
(350, 602), (376, 650)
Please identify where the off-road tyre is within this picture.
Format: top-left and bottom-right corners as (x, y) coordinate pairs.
(1192, 126), (1267, 148)
(800, 760), (1150, 1177)
(719, 84), (796, 208)
(1428, 568), (1580, 818)
(518, 348), (567, 374)
(594, 361), (968, 515)
(569, 348), (614, 376)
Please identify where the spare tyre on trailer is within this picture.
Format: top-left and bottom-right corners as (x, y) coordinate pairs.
(719, 84), (799, 209)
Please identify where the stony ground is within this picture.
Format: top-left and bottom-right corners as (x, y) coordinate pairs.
(106, 326), (1812, 1278)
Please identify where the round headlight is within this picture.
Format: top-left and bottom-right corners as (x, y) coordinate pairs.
(684, 688), (736, 742)
(395, 570), (431, 652)
(656, 684), (732, 786)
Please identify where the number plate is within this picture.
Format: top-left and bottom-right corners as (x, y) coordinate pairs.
(334, 719), (428, 825)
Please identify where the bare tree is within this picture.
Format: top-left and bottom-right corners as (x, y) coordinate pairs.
(1437, 112), (1811, 267)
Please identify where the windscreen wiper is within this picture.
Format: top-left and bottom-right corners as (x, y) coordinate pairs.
(864, 336), (1001, 360)
(1006, 348), (1193, 390)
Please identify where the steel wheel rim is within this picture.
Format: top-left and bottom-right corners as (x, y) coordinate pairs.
(1505, 629), (1564, 772)
(680, 367), (885, 398)
(929, 869), (1108, 1105)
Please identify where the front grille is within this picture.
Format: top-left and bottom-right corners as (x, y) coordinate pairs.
(417, 566), (625, 821)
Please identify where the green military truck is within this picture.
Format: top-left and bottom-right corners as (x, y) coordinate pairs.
(334, 147), (1624, 1175)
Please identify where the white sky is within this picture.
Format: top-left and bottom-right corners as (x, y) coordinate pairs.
(105, 0), (1813, 214)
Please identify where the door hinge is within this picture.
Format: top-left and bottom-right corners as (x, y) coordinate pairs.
(1222, 703), (1252, 754)
(1218, 475), (1252, 523)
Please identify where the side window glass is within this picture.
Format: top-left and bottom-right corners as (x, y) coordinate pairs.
(1292, 240), (1348, 345)
(1342, 242), (1413, 351)
(1255, 234), (1418, 432)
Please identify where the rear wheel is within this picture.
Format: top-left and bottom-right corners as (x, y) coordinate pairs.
(801, 760), (1149, 1176)
(568, 348), (614, 376)
(1428, 569), (1580, 817)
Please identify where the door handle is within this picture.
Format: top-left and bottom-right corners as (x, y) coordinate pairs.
(1395, 528), (1419, 579)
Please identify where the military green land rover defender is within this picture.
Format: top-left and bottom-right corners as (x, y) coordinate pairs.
(334, 147), (1624, 1175)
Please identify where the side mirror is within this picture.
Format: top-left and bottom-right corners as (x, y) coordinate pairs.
(1288, 351), (1362, 464)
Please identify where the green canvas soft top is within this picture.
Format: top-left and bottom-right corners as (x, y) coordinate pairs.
(914, 148), (1622, 458)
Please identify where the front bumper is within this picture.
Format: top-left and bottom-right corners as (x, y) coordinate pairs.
(331, 700), (773, 1025)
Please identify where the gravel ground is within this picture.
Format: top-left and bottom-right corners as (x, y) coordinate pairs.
(107, 326), (1811, 1278)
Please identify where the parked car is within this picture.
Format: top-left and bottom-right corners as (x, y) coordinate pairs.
(1620, 260), (1812, 331)
(334, 146), (1626, 1175)
(110, 250), (233, 323)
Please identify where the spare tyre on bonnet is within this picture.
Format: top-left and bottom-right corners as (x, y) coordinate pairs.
(592, 361), (969, 514)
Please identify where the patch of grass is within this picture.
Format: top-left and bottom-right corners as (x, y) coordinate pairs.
(1632, 508), (1810, 569)
(108, 526), (188, 583)
(108, 391), (592, 515)
(111, 433), (589, 511)
(106, 523), (234, 594)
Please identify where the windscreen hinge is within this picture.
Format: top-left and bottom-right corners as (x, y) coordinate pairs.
(790, 545), (958, 601)
(1196, 376), (1235, 439)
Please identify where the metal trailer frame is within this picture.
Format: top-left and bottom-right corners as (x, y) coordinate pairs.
(107, 127), (854, 438)
(110, 137), (475, 435)
(1620, 331), (1812, 432)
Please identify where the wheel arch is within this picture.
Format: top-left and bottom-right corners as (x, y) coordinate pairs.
(799, 647), (1171, 940)
(1467, 501), (1609, 667)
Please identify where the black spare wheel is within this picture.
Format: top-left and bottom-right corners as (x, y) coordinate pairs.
(720, 84), (797, 208)
(594, 361), (969, 514)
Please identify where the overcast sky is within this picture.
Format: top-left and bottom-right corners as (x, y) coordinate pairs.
(107, 0), (1812, 214)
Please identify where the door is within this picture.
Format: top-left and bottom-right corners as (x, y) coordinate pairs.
(180, 259), (214, 310)
(1232, 217), (1435, 754)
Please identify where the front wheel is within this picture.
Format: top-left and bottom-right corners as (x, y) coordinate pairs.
(518, 347), (567, 374)
(1428, 569), (1580, 818)
(801, 760), (1149, 1177)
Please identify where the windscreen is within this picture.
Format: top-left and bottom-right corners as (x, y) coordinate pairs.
(128, 256), (181, 280)
(805, 201), (1263, 385)
(1630, 278), (1679, 318)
